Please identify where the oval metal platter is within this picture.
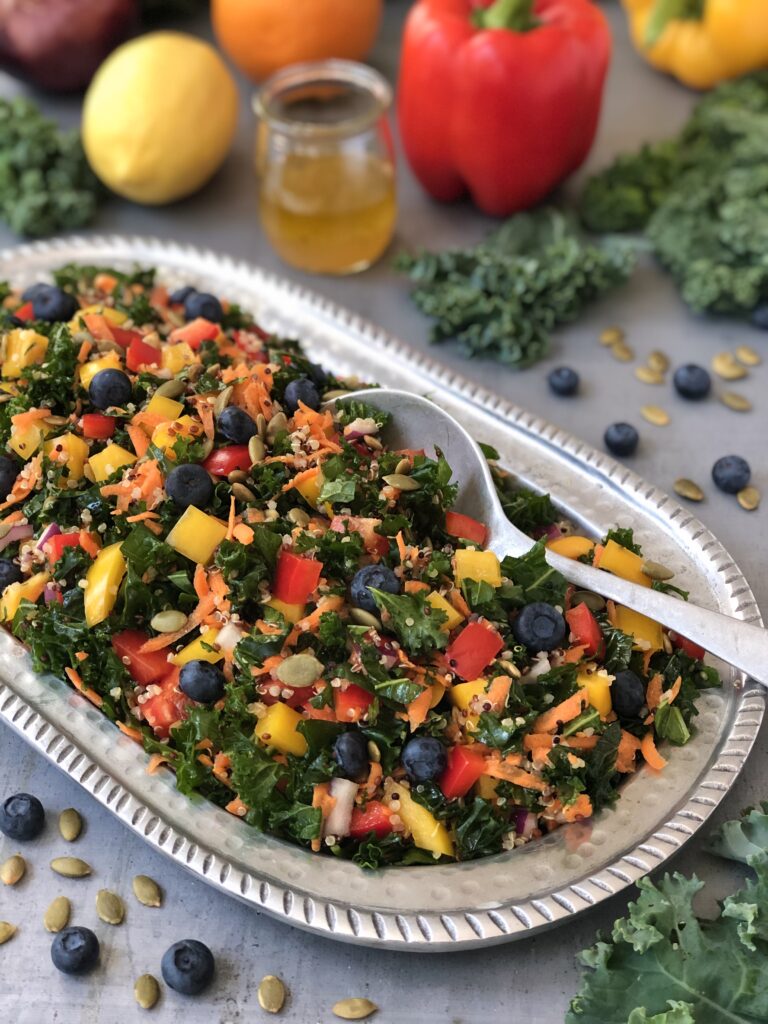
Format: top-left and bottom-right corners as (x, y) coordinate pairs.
(0, 235), (763, 951)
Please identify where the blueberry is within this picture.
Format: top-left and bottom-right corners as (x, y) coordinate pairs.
(401, 736), (447, 783)
(217, 405), (257, 444)
(604, 422), (639, 457)
(166, 464), (214, 511)
(547, 366), (579, 397)
(30, 285), (77, 322)
(333, 730), (369, 780)
(0, 456), (18, 500)
(673, 363), (711, 400)
(184, 291), (223, 323)
(307, 361), (329, 388)
(611, 670), (646, 719)
(284, 377), (320, 415)
(349, 564), (401, 615)
(512, 602), (567, 652)
(0, 559), (23, 590)
(51, 926), (100, 975)
(712, 454), (751, 494)
(169, 285), (197, 305)
(21, 282), (50, 303)
(179, 660), (226, 704)
(0, 792), (45, 840)
(89, 369), (133, 410)
(751, 303), (768, 330)
(161, 939), (215, 995)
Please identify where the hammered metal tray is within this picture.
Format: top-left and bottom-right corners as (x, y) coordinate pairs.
(0, 236), (763, 951)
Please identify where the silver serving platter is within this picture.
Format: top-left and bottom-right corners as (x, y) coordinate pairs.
(0, 235), (763, 952)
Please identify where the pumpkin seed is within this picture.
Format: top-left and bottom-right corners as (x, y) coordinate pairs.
(647, 350), (670, 373)
(641, 559), (675, 581)
(735, 344), (761, 367)
(287, 507), (310, 528)
(634, 366), (664, 385)
(332, 998), (378, 1020)
(640, 405), (670, 426)
(599, 326), (624, 346)
(227, 469), (248, 484)
(0, 854), (25, 886)
(256, 413), (268, 441)
(382, 473), (420, 491)
(44, 896), (71, 933)
(674, 478), (705, 502)
(150, 609), (187, 634)
(276, 654), (324, 688)
(258, 974), (286, 1014)
(231, 482), (257, 503)
(96, 888), (125, 925)
(610, 341), (634, 362)
(199, 436), (214, 461)
(712, 352), (747, 380)
(350, 608), (382, 629)
(363, 434), (382, 451)
(248, 435), (266, 465)
(737, 486), (761, 512)
(134, 973), (161, 1010)
(367, 740), (381, 763)
(155, 379), (186, 399)
(719, 391), (752, 412)
(132, 875), (162, 908)
(43, 415), (68, 427)
(0, 922), (17, 945)
(51, 856), (91, 878)
(58, 807), (83, 842)
(266, 412), (288, 444)
(213, 385), (233, 417)
(570, 591), (606, 613)
(323, 389), (353, 401)
(394, 457), (412, 476)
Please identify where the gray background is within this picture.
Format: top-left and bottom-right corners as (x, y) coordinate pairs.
(0, 3), (765, 1022)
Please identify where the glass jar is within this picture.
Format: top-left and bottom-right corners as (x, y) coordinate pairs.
(254, 60), (396, 275)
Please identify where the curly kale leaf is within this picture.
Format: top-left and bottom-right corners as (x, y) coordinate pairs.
(501, 539), (568, 605)
(371, 588), (448, 658)
(708, 804), (768, 866)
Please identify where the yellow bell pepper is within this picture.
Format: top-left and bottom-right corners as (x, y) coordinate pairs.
(578, 668), (613, 716)
(88, 443), (137, 483)
(476, 775), (498, 800)
(596, 539), (651, 588)
(265, 597), (306, 624)
(454, 549), (502, 588)
(161, 342), (198, 375)
(0, 571), (50, 622)
(145, 393), (184, 424)
(2, 329), (48, 379)
(622, 0), (768, 90)
(79, 351), (123, 391)
(170, 627), (222, 666)
(295, 468), (324, 507)
(71, 304), (128, 330)
(547, 535), (595, 560)
(8, 420), (52, 460)
(383, 781), (454, 858)
(151, 415), (203, 459)
(449, 677), (488, 711)
(254, 702), (308, 757)
(426, 591), (464, 632)
(614, 606), (664, 652)
(84, 542), (126, 627)
(166, 505), (227, 564)
(44, 434), (90, 482)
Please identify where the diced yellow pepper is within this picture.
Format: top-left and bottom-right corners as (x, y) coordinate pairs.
(454, 549), (502, 588)
(2, 329), (48, 379)
(450, 678), (488, 711)
(8, 421), (52, 460)
(84, 542), (126, 627)
(72, 304), (128, 328)
(145, 393), (184, 423)
(254, 701), (308, 757)
(476, 775), (498, 800)
(383, 781), (454, 858)
(171, 628), (222, 666)
(88, 443), (137, 483)
(44, 433), (90, 482)
(295, 468), (324, 507)
(579, 668), (613, 716)
(427, 591), (465, 632)
(0, 571), (50, 622)
(429, 682), (446, 709)
(161, 342), (198, 375)
(597, 539), (651, 588)
(151, 415), (202, 458)
(78, 351), (123, 391)
(265, 597), (306, 624)
(166, 506), (227, 564)
(614, 606), (664, 652)
(547, 535), (595, 560)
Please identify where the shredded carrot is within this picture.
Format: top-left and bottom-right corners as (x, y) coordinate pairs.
(76, 339), (92, 363)
(10, 407), (50, 432)
(485, 675), (512, 711)
(563, 644), (588, 664)
(395, 531), (407, 564)
(226, 495), (237, 541)
(447, 587), (471, 619)
(249, 655), (284, 678)
(125, 511), (160, 524)
(646, 673), (664, 711)
(641, 731), (667, 771)
(310, 782), (336, 852)
(282, 465), (321, 495)
(482, 758), (546, 791)
(82, 312), (115, 342)
(74, 651), (88, 662)
(100, 459), (163, 513)
(406, 686), (432, 732)
(225, 796), (248, 817)
(592, 544), (605, 567)
(0, 511), (25, 526)
(140, 597), (215, 652)
(616, 730), (642, 773)
(212, 752), (232, 786)
(64, 666), (103, 707)
(147, 754), (170, 774)
(605, 599), (618, 626)
(404, 580), (430, 594)
(524, 734), (598, 754)
(197, 754), (214, 768)
(116, 721), (142, 743)
(78, 529), (101, 558)
(232, 523), (254, 545)
(144, 520), (163, 536)
(532, 689), (588, 734)
(126, 424), (150, 458)
(94, 273), (118, 293)
(364, 761), (383, 798)
(193, 563), (209, 599)
(285, 595), (345, 645)
(559, 794), (593, 822)
(663, 674), (682, 706)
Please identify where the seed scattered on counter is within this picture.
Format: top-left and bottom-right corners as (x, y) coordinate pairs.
(332, 998), (378, 1020)
(58, 808), (83, 842)
(0, 853), (26, 886)
(599, 326), (624, 346)
(0, 922), (17, 945)
(96, 888), (125, 925)
(258, 974), (287, 1014)
(712, 352), (748, 380)
(737, 486), (761, 512)
(51, 856), (91, 878)
(44, 896), (71, 933)
(640, 405), (670, 426)
(610, 340), (634, 362)
(735, 344), (761, 366)
(674, 478), (705, 502)
(719, 391), (752, 412)
(647, 350), (670, 373)
(134, 973), (161, 1010)
(641, 560), (675, 581)
(132, 874), (162, 908)
(634, 366), (664, 385)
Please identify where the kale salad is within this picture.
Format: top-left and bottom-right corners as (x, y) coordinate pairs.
(0, 266), (719, 867)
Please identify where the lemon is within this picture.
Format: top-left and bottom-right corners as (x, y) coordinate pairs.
(82, 32), (238, 205)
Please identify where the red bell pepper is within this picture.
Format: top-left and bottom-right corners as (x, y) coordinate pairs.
(398, 0), (611, 215)
(81, 413), (116, 440)
(258, 682), (316, 710)
(112, 630), (173, 687)
(140, 667), (189, 739)
(171, 318), (220, 350)
(44, 532), (81, 564)
(13, 301), (34, 322)
(446, 619), (503, 680)
(440, 745), (486, 799)
(334, 683), (375, 724)
(272, 550), (323, 606)
(126, 336), (160, 372)
(565, 602), (603, 657)
(668, 631), (706, 663)
(110, 326), (142, 349)
(202, 446), (253, 477)
(349, 800), (393, 839)
(444, 511), (488, 546)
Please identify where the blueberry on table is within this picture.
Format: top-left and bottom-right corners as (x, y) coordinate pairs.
(89, 369), (133, 410)
(350, 564), (401, 615)
(0, 792), (45, 840)
(30, 285), (77, 322)
(161, 939), (215, 995)
(169, 285), (197, 305)
(184, 291), (222, 323)
(547, 366), (579, 397)
(217, 405), (257, 444)
(402, 736), (447, 783)
(284, 377), (321, 414)
(0, 558), (23, 590)
(611, 670), (646, 719)
(0, 456), (19, 499)
(604, 422), (639, 457)
(51, 927), (99, 974)
(673, 364), (711, 400)
(179, 661), (226, 704)
(751, 303), (768, 330)
(513, 602), (567, 652)
(165, 464), (214, 511)
(333, 730), (369, 781)
(712, 455), (751, 494)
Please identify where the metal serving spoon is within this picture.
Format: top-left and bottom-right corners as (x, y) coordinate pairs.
(333, 388), (767, 685)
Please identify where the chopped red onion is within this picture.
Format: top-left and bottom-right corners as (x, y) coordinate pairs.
(35, 522), (61, 550)
(0, 524), (33, 553)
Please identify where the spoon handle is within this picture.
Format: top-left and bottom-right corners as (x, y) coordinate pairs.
(543, 548), (767, 686)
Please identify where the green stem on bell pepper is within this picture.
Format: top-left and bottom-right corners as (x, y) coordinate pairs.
(474, 0), (540, 33)
(644, 0), (706, 46)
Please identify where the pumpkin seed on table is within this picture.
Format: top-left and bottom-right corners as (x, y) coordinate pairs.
(647, 350), (670, 373)
(634, 366), (664, 385)
(610, 341), (634, 362)
(599, 326), (624, 346)
(43, 896), (71, 933)
(719, 391), (752, 412)
(150, 610), (187, 634)
(134, 973), (161, 1010)
(640, 405), (670, 426)
(332, 998), (378, 1020)
(132, 874), (162, 907)
(737, 486), (761, 511)
(0, 854), (25, 886)
(51, 856), (91, 878)
(382, 473), (420, 491)
(674, 478), (705, 502)
(0, 922), (17, 945)
(96, 889), (125, 925)
(735, 344), (761, 366)
(712, 352), (748, 380)
(58, 807), (83, 842)
(258, 974), (287, 1014)
(275, 653), (324, 688)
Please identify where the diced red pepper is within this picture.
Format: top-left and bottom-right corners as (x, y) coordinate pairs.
(440, 745), (486, 800)
(80, 413), (116, 440)
(444, 511), (488, 546)
(349, 800), (393, 840)
(126, 336), (161, 372)
(13, 301), (34, 322)
(202, 446), (252, 477)
(44, 532), (81, 564)
(140, 667), (189, 739)
(565, 603), (603, 657)
(446, 620), (503, 680)
(273, 550), (323, 606)
(258, 682), (316, 710)
(334, 683), (375, 724)
(112, 630), (173, 687)
(110, 326), (142, 349)
(669, 631), (706, 662)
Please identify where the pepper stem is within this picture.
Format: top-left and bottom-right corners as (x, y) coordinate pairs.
(644, 0), (705, 46)
(475, 0), (539, 33)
